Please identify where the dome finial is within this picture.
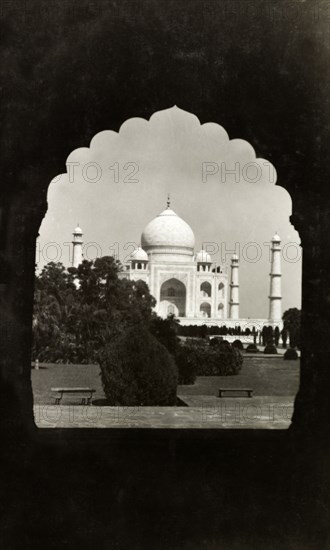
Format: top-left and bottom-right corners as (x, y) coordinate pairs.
(167, 193), (170, 209)
(73, 223), (83, 235)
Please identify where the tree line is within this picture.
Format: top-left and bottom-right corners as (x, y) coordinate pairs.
(32, 258), (301, 364)
(177, 313), (301, 349)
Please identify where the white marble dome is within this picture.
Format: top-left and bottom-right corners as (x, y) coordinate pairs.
(196, 250), (212, 263)
(74, 225), (83, 234)
(130, 246), (148, 261)
(141, 208), (195, 259)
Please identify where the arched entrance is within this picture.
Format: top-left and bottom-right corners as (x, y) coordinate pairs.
(200, 302), (211, 318)
(159, 278), (186, 317)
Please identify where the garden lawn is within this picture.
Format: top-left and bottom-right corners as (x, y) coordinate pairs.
(179, 356), (300, 397)
(32, 356), (300, 405)
(32, 363), (104, 405)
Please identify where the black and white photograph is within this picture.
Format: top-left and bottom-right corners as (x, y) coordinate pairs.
(33, 105), (301, 429)
(1, 1), (330, 549)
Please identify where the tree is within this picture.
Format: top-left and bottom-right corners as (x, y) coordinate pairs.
(71, 257), (157, 359)
(33, 257), (158, 363)
(281, 327), (288, 348)
(200, 324), (208, 339)
(267, 326), (274, 344)
(32, 262), (78, 361)
(32, 290), (61, 360)
(282, 308), (301, 349)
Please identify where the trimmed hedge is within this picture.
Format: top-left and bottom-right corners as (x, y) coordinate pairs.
(199, 346), (243, 376)
(217, 339), (231, 351)
(209, 337), (221, 347)
(99, 325), (178, 405)
(177, 342), (243, 377)
(210, 338), (232, 351)
(232, 339), (244, 351)
(264, 344), (277, 354)
(246, 343), (259, 353)
(284, 348), (299, 360)
(175, 345), (198, 385)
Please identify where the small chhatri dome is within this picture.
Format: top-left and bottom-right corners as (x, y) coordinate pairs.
(141, 201), (195, 256)
(232, 253), (239, 261)
(272, 233), (281, 242)
(196, 249), (212, 263)
(74, 224), (83, 234)
(130, 246), (148, 262)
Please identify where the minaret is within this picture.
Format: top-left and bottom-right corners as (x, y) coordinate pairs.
(72, 224), (83, 268)
(268, 233), (282, 322)
(229, 254), (239, 319)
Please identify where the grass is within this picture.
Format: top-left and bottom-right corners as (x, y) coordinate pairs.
(179, 356), (300, 397)
(32, 363), (104, 405)
(32, 355), (300, 405)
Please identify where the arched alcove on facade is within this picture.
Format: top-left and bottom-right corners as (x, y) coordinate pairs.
(160, 278), (186, 317)
(218, 282), (225, 298)
(200, 302), (211, 318)
(200, 282), (212, 298)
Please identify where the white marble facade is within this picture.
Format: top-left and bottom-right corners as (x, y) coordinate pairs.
(73, 202), (282, 328)
(119, 202), (230, 322)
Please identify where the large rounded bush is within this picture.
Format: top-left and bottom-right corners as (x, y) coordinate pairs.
(284, 348), (298, 360)
(99, 325), (178, 405)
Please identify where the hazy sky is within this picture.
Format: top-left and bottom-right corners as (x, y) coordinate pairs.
(38, 106), (301, 318)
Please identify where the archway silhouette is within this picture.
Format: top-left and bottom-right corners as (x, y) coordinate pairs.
(1, 7), (329, 550)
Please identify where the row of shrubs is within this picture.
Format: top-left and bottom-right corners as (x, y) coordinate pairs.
(242, 342), (299, 360)
(99, 326), (244, 404)
(215, 339), (299, 359)
(99, 327), (298, 406)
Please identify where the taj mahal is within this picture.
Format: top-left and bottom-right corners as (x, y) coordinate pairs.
(71, 198), (283, 330)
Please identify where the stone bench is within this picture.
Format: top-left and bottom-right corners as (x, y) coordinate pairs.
(218, 388), (253, 398)
(51, 387), (95, 405)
